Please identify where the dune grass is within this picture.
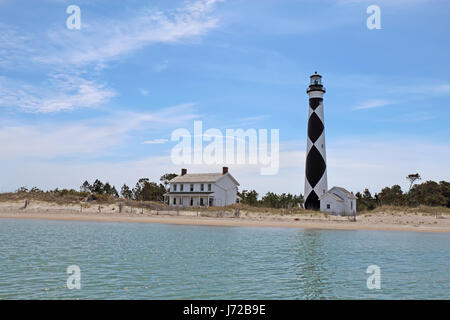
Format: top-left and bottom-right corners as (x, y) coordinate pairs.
(361, 205), (450, 216)
(2, 191), (448, 217)
(0, 191), (167, 210)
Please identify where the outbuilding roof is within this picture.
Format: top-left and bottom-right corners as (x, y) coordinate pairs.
(319, 186), (357, 201)
(329, 186), (357, 199)
(319, 192), (344, 202)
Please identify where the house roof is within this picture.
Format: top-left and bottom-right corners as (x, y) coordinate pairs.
(169, 172), (240, 186)
(329, 186), (357, 199)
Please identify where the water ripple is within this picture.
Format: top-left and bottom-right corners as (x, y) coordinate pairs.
(0, 219), (449, 299)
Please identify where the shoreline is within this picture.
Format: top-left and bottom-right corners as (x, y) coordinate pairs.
(1, 200), (448, 234)
(1, 211), (449, 233)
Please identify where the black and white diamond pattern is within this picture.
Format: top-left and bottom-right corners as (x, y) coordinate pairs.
(304, 95), (327, 210)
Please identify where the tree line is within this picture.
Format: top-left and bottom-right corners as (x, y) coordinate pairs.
(356, 180), (450, 211)
(238, 190), (304, 209)
(14, 174), (178, 202)
(13, 172), (450, 210)
(239, 179), (450, 211)
(80, 175), (178, 202)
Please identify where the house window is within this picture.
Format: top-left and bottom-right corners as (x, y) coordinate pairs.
(180, 184), (184, 191)
(173, 198), (176, 205)
(190, 198), (193, 206)
(190, 184), (194, 191)
(200, 198), (204, 206)
(173, 184), (177, 191)
(327, 204), (330, 209)
(208, 184), (212, 191)
(200, 184), (204, 191)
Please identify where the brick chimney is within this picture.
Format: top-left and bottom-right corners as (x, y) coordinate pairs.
(222, 167), (228, 175)
(181, 168), (187, 176)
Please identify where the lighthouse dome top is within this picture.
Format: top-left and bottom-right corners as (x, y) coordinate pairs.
(307, 71), (326, 93)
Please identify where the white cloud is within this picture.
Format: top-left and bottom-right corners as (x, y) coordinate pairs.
(227, 115), (271, 127)
(142, 138), (169, 145)
(35, 0), (222, 68)
(389, 84), (450, 95)
(2, 132), (448, 196)
(434, 84), (450, 93)
(353, 99), (394, 110)
(337, 0), (429, 5)
(0, 0), (223, 113)
(153, 60), (169, 72)
(196, 138), (450, 196)
(0, 74), (115, 113)
(397, 112), (435, 123)
(326, 138), (450, 193)
(0, 155), (174, 193)
(0, 23), (35, 69)
(0, 103), (200, 159)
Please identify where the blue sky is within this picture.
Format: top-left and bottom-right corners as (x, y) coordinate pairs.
(0, 0), (449, 196)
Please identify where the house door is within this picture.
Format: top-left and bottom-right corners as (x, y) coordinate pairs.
(209, 198), (214, 206)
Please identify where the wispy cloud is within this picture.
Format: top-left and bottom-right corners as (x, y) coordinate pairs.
(35, 0), (222, 68)
(336, 0), (429, 5)
(389, 84), (450, 95)
(153, 59), (169, 72)
(0, 103), (200, 159)
(3, 136), (448, 195)
(327, 138), (450, 193)
(142, 138), (169, 145)
(0, 0), (223, 113)
(397, 112), (435, 123)
(227, 114), (271, 127)
(0, 23), (35, 69)
(353, 99), (394, 110)
(0, 74), (115, 113)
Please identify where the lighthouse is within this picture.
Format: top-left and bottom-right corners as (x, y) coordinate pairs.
(304, 72), (328, 210)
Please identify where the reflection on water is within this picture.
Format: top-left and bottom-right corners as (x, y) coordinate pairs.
(294, 230), (330, 299)
(0, 219), (449, 299)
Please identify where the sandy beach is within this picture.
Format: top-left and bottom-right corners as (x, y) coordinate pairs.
(0, 200), (449, 233)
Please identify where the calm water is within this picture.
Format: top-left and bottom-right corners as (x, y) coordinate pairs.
(0, 218), (449, 299)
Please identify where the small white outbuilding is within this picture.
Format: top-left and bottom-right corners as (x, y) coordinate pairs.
(319, 186), (357, 216)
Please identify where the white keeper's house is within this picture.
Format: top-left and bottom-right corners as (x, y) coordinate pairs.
(319, 186), (357, 216)
(164, 167), (240, 207)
